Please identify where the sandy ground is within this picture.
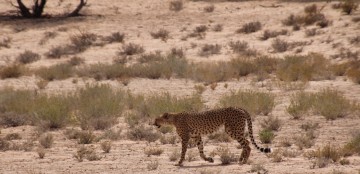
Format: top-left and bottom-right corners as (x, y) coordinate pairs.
(0, 0), (360, 173)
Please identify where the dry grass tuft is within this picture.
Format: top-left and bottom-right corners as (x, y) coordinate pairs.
(39, 133), (54, 149)
(236, 21), (262, 34)
(0, 64), (26, 79)
(260, 29), (288, 40)
(204, 4), (215, 13)
(100, 141), (112, 153)
(144, 146), (164, 157)
(169, 0), (184, 12)
(198, 44), (221, 57)
(17, 50), (41, 64)
(150, 29), (170, 41)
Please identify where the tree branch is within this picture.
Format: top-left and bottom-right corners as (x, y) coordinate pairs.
(16, 0), (32, 17)
(67, 0), (87, 17)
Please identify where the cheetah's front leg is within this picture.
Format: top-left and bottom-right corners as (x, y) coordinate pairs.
(175, 137), (189, 166)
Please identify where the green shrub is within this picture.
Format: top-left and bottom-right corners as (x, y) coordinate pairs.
(259, 129), (275, 144)
(0, 89), (35, 116)
(138, 92), (203, 118)
(35, 63), (73, 81)
(189, 62), (234, 83)
(287, 91), (315, 119)
(343, 131), (360, 156)
(276, 53), (332, 82)
(219, 90), (275, 116)
(33, 95), (72, 130)
(75, 84), (126, 130)
(313, 89), (351, 120)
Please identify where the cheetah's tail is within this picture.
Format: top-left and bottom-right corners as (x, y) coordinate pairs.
(243, 109), (271, 153)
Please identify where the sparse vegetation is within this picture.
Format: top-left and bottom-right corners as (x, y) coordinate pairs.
(204, 4), (215, 13)
(169, 0), (183, 12)
(37, 147), (46, 159)
(0, 37), (11, 49)
(306, 144), (342, 168)
(0, 64), (26, 79)
(17, 50), (41, 64)
(259, 129), (275, 144)
(150, 29), (170, 41)
(103, 32), (125, 43)
(39, 133), (54, 148)
(144, 146), (164, 157)
(260, 116), (282, 131)
(147, 160), (159, 171)
(219, 90), (275, 116)
(78, 131), (95, 144)
(237, 21), (262, 34)
(4, 133), (21, 140)
(198, 44), (221, 57)
(35, 63), (73, 81)
(272, 38), (289, 53)
(100, 141), (112, 153)
(260, 29), (288, 40)
(215, 146), (237, 165)
(119, 43), (145, 56)
(169, 149), (180, 161)
(127, 125), (161, 142)
(343, 130), (360, 156)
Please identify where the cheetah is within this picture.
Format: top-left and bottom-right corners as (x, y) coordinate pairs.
(154, 107), (271, 166)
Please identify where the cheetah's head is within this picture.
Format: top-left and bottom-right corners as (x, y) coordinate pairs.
(154, 112), (175, 128)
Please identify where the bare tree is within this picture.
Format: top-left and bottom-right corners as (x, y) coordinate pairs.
(10, 0), (87, 18)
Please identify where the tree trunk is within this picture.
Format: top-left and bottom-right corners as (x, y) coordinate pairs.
(32, 0), (47, 18)
(16, 0), (32, 17)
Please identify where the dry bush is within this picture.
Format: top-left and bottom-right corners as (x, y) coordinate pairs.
(101, 141), (112, 153)
(150, 29), (170, 41)
(68, 56), (84, 66)
(144, 146), (164, 157)
(300, 122), (319, 131)
(188, 25), (208, 39)
(198, 44), (221, 57)
(259, 129), (275, 144)
(0, 112), (29, 127)
(352, 16), (360, 22)
(73, 146), (89, 162)
(204, 4), (215, 12)
(102, 129), (122, 141)
(36, 63), (73, 81)
(37, 147), (46, 159)
(287, 91), (315, 119)
(341, 0), (358, 15)
(147, 160), (159, 171)
(219, 90), (275, 116)
(70, 32), (98, 53)
(0, 64), (26, 79)
(268, 148), (283, 162)
(45, 45), (72, 59)
(136, 51), (162, 63)
(237, 21), (262, 34)
(339, 158), (350, 165)
(0, 37), (11, 48)
(228, 40), (248, 54)
(249, 164), (268, 173)
(127, 125), (161, 142)
(36, 79), (48, 90)
(169, 47), (185, 58)
(331, 62), (349, 76)
(118, 43), (145, 56)
(160, 134), (177, 144)
(215, 146), (237, 165)
(64, 128), (82, 140)
(4, 133), (21, 140)
(194, 84), (206, 94)
(39, 133), (54, 148)
(103, 32), (125, 43)
(271, 38), (289, 53)
(187, 149), (198, 162)
(17, 50), (41, 64)
(260, 116), (282, 131)
(39, 31), (57, 45)
(169, 149), (180, 161)
(293, 134), (314, 150)
(169, 0), (183, 12)
(349, 36), (360, 45)
(86, 149), (102, 161)
(76, 63), (127, 81)
(282, 4), (329, 27)
(260, 29), (288, 41)
(306, 144), (342, 166)
(305, 28), (317, 37)
(78, 131), (95, 144)
(276, 53), (333, 82)
(212, 24), (223, 32)
(342, 130), (360, 156)
(0, 138), (10, 151)
(75, 84), (126, 130)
